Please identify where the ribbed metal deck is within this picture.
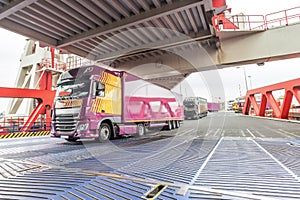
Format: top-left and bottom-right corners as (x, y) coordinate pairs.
(0, 113), (300, 199)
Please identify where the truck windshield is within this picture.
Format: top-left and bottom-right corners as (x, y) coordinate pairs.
(184, 99), (195, 106)
(56, 79), (91, 99)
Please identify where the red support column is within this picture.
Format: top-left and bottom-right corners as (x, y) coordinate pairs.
(266, 92), (281, 118)
(243, 96), (251, 115)
(21, 101), (44, 131)
(50, 47), (55, 69)
(281, 90), (293, 119)
(249, 95), (260, 114)
(293, 87), (300, 104)
(259, 94), (267, 117)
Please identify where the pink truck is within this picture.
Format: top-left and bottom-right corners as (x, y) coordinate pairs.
(51, 65), (183, 142)
(207, 102), (220, 112)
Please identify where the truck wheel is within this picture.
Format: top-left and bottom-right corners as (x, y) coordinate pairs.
(172, 120), (176, 129)
(137, 123), (145, 137)
(98, 123), (111, 143)
(163, 121), (172, 130)
(167, 121), (172, 130)
(175, 120), (180, 128)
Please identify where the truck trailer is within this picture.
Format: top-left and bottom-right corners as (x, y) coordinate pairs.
(207, 102), (220, 112)
(51, 65), (183, 142)
(183, 97), (208, 119)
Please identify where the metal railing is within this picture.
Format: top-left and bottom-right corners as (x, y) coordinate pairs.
(265, 6), (300, 29)
(227, 14), (265, 30)
(213, 6), (300, 32)
(0, 116), (48, 134)
(40, 58), (69, 71)
(66, 56), (94, 69)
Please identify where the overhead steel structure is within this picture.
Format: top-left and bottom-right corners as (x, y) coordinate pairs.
(0, 0), (226, 89)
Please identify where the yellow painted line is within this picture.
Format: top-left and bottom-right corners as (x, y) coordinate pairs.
(126, 119), (183, 122)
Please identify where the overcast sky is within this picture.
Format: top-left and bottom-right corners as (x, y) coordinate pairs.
(0, 0), (299, 112)
(182, 0), (300, 102)
(221, 0), (300, 100)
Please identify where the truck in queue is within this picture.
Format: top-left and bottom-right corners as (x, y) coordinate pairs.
(232, 100), (245, 113)
(183, 97), (208, 119)
(50, 65), (183, 142)
(207, 102), (221, 112)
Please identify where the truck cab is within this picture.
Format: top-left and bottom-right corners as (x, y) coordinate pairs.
(183, 97), (208, 119)
(51, 69), (99, 141)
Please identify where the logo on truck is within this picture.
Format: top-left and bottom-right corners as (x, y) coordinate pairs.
(83, 67), (93, 74)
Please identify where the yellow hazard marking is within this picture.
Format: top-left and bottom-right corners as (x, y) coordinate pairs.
(99, 71), (121, 87)
(142, 184), (168, 200)
(91, 71), (121, 115)
(0, 131), (50, 139)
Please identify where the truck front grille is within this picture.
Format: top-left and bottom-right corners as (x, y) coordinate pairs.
(55, 113), (79, 134)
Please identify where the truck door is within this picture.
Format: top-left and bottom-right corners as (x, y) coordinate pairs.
(91, 72), (122, 115)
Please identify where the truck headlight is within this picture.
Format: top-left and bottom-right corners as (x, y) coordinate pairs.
(77, 123), (89, 131)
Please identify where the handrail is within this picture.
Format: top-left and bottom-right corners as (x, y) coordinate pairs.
(213, 6), (300, 32)
(0, 116), (47, 134)
(265, 6), (300, 29)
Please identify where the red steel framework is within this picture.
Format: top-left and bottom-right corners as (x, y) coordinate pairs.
(0, 48), (57, 133)
(0, 45), (93, 134)
(243, 78), (300, 119)
(0, 88), (55, 132)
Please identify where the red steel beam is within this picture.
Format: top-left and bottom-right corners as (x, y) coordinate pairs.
(243, 78), (300, 119)
(0, 87), (55, 131)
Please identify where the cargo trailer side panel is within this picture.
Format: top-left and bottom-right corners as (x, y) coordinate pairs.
(122, 72), (183, 123)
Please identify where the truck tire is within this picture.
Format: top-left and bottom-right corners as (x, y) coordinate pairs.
(167, 121), (172, 130)
(175, 120), (180, 128)
(137, 123), (145, 137)
(98, 123), (111, 143)
(172, 120), (176, 129)
(163, 121), (173, 130)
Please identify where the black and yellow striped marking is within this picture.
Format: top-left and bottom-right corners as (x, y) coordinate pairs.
(0, 131), (50, 139)
(142, 184), (168, 199)
(99, 71), (121, 87)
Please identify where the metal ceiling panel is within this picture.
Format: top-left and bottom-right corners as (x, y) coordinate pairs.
(0, 0), (218, 89)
